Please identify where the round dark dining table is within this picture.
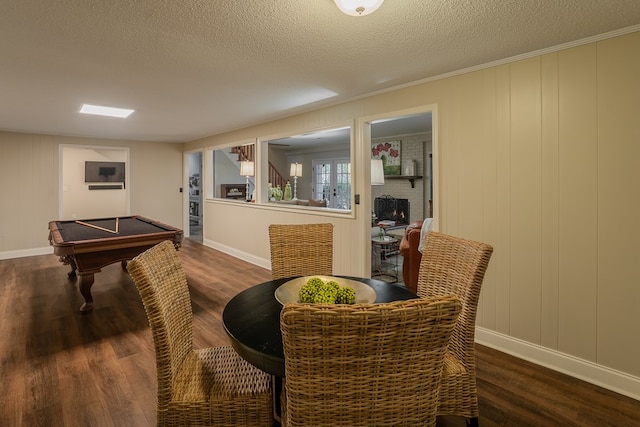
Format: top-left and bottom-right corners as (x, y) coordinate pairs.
(222, 276), (418, 378)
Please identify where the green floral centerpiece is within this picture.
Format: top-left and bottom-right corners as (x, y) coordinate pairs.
(298, 277), (356, 304)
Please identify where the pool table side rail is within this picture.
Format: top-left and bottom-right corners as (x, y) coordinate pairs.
(48, 216), (183, 257)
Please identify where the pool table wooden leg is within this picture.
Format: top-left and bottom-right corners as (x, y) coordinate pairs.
(67, 258), (78, 279)
(78, 273), (95, 313)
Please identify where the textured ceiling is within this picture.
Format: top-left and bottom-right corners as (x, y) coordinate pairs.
(1, 0), (639, 142)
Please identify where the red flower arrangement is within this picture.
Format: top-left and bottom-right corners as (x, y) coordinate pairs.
(371, 142), (399, 158)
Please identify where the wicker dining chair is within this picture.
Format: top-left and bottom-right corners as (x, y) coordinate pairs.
(280, 296), (462, 427)
(268, 223), (333, 279)
(127, 240), (273, 427)
(416, 231), (494, 427)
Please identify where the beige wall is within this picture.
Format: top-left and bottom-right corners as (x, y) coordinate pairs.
(0, 132), (183, 254)
(186, 31), (640, 395)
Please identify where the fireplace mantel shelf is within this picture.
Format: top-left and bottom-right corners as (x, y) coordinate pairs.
(384, 175), (423, 188)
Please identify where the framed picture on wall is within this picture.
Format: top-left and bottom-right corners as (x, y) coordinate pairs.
(371, 140), (401, 175)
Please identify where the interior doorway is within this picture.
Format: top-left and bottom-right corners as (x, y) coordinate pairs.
(186, 151), (202, 242)
(370, 111), (433, 225)
(366, 108), (435, 287)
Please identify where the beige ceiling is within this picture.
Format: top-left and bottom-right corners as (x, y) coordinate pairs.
(1, 0), (639, 143)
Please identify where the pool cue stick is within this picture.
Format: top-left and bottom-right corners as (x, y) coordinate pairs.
(75, 220), (118, 234)
(115, 217), (119, 233)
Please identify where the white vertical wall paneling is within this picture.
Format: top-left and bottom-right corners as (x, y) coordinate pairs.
(595, 33), (640, 376)
(38, 139), (58, 247)
(203, 202), (363, 276)
(509, 58), (543, 344)
(455, 73), (486, 241)
(540, 53), (561, 350)
(494, 64), (513, 335)
(557, 44), (599, 361)
(129, 142), (182, 226)
(443, 80), (461, 236)
(478, 67), (499, 331)
(357, 118), (373, 278)
(19, 140), (36, 245)
(21, 140), (35, 244)
(0, 133), (59, 252)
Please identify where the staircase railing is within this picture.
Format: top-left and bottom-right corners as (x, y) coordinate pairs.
(231, 145), (287, 194)
(269, 162), (287, 190)
(231, 145), (254, 162)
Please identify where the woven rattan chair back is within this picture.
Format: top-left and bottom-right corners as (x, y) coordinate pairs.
(268, 223), (333, 279)
(416, 231), (493, 425)
(128, 240), (273, 426)
(280, 296), (462, 427)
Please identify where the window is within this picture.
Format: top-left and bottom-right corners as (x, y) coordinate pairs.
(263, 125), (352, 210)
(206, 143), (255, 200)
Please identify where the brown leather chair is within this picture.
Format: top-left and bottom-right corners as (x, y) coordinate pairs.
(398, 220), (423, 293)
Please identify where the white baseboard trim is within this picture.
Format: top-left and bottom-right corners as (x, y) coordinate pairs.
(0, 246), (52, 260)
(475, 327), (640, 401)
(202, 238), (270, 270)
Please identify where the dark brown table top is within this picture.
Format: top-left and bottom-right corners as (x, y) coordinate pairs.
(222, 276), (417, 377)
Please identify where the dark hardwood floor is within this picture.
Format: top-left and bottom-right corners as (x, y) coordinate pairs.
(1, 238), (638, 426)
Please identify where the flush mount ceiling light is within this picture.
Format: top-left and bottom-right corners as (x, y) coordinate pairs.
(333, 0), (384, 16)
(79, 103), (135, 118)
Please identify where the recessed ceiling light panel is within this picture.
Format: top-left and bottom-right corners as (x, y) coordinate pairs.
(80, 104), (135, 118)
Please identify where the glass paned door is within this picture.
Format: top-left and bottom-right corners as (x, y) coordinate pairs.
(312, 158), (351, 210)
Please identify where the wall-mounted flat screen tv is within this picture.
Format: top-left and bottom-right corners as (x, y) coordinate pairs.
(85, 161), (126, 183)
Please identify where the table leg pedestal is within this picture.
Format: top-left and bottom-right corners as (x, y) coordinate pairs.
(371, 239), (399, 283)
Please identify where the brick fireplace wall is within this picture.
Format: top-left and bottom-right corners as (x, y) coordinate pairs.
(371, 132), (432, 223)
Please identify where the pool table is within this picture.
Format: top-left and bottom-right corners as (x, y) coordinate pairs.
(48, 215), (183, 312)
